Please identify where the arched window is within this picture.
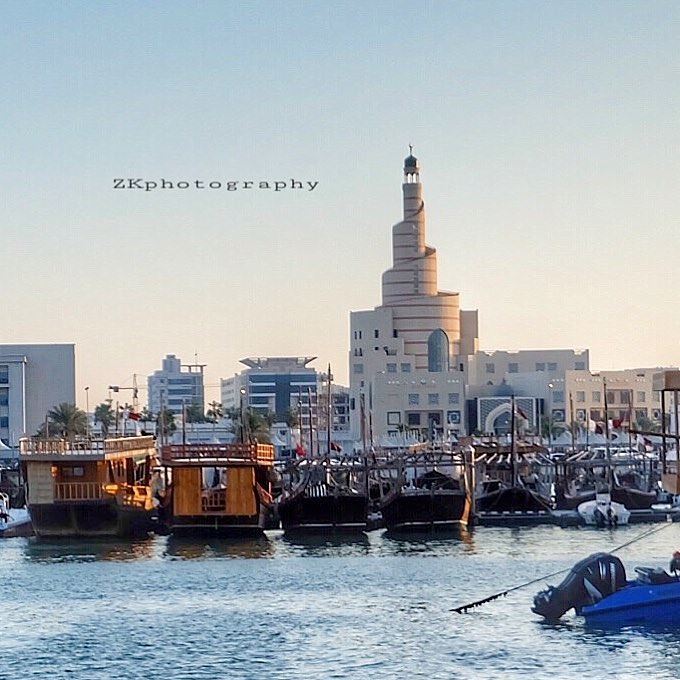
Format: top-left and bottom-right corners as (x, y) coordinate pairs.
(427, 329), (450, 372)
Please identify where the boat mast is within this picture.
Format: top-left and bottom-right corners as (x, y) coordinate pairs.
(360, 392), (367, 454)
(510, 393), (517, 487)
(326, 363), (332, 456)
(307, 386), (315, 458)
(603, 377), (612, 491)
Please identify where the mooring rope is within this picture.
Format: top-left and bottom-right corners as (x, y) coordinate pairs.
(451, 520), (676, 614)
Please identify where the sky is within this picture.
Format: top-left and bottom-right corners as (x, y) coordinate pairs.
(2, 1), (679, 408)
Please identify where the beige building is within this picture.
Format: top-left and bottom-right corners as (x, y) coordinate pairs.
(469, 349), (589, 387)
(349, 151), (478, 441)
(564, 367), (676, 427)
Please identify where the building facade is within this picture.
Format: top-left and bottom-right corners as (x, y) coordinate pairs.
(349, 151), (478, 442)
(0, 344), (76, 445)
(468, 349), (589, 387)
(564, 367), (676, 428)
(221, 357), (319, 428)
(147, 354), (205, 415)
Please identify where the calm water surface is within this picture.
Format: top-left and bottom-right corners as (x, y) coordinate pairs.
(2, 525), (680, 679)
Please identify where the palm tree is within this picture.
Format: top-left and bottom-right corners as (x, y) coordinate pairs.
(93, 401), (115, 437)
(247, 410), (275, 443)
(185, 402), (207, 423)
(225, 407), (273, 443)
(156, 408), (176, 437)
(43, 403), (88, 438)
(283, 409), (298, 428)
(139, 407), (154, 424)
(635, 415), (661, 433)
(540, 414), (567, 441)
(206, 401), (223, 424)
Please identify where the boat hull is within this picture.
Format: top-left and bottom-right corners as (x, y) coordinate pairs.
(278, 494), (368, 534)
(0, 508), (33, 538)
(476, 486), (551, 513)
(168, 513), (265, 537)
(29, 501), (155, 538)
(381, 490), (470, 532)
(581, 581), (680, 626)
(577, 497), (631, 526)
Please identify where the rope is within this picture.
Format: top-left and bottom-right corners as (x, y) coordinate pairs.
(451, 520), (676, 614)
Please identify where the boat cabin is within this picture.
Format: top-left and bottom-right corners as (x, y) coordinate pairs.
(20, 436), (157, 537)
(160, 442), (275, 535)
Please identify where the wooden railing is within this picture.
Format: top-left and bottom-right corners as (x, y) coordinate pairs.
(20, 436), (155, 458)
(55, 482), (103, 501)
(161, 443), (274, 465)
(202, 489), (227, 512)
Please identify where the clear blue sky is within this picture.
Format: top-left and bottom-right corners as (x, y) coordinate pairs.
(2, 1), (679, 406)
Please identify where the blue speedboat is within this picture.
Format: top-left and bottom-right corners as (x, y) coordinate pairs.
(533, 552), (680, 626)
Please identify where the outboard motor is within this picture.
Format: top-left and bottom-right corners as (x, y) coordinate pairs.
(532, 552), (627, 620)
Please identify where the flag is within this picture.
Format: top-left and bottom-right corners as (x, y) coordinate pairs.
(516, 405), (529, 421)
(295, 443), (306, 457)
(128, 411), (141, 421)
(330, 441), (342, 452)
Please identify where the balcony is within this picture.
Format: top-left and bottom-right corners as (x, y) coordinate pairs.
(55, 482), (103, 502)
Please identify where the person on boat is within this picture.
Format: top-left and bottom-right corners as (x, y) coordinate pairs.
(523, 471), (539, 490)
(671, 550), (680, 576)
(150, 469), (165, 507)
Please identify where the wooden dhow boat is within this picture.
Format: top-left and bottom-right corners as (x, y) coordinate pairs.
(377, 447), (474, 533)
(277, 457), (368, 535)
(20, 435), (157, 537)
(160, 442), (275, 536)
(474, 442), (553, 514)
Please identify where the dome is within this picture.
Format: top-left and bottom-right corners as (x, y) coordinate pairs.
(404, 154), (418, 168)
(496, 381), (515, 397)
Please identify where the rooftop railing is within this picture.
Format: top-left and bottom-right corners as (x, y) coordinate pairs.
(20, 436), (156, 458)
(161, 442), (274, 465)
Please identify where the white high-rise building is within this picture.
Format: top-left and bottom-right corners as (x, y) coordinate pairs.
(148, 354), (205, 415)
(0, 343), (76, 446)
(221, 357), (319, 427)
(349, 151), (479, 441)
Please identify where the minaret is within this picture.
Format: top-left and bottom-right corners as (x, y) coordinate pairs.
(379, 148), (462, 370)
(382, 148), (438, 304)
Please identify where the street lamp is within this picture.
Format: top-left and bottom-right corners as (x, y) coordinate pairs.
(547, 382), (554, 448)
(84, 386), (90, 439)
(239, 387), (247, 444)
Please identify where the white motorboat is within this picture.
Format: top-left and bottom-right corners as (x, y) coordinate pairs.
(578, 492), (630, 527)
(0, 492), (32, 538)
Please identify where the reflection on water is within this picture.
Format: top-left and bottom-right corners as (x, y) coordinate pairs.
(383, 525), (476, 556)
(279, 531), (371, 557)
(22, 536), (158, 563)
(164, 535), (275, 560)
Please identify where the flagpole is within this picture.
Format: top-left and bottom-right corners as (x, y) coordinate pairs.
(569, 392), (575, 452)
(326, 363), (332, 456)
(603, 377), (612, 492)
(297, 387), (303, 455)
(628, 388), (633, 452)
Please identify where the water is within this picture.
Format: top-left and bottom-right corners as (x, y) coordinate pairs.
(2, 525), (680, 679)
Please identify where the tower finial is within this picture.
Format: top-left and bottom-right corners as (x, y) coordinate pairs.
(409, 144), (413, 155)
